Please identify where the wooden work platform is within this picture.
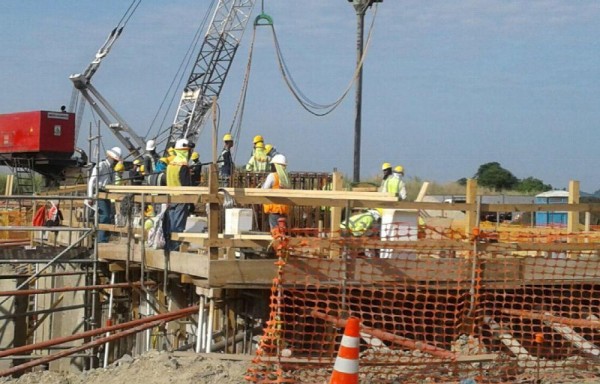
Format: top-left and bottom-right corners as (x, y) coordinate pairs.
(97, 241), (600, 289)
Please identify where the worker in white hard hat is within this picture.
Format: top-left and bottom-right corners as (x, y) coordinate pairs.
(246, 135), (269, 172)
(164, 138), (192, 251)
(143, 139), (159, 185)
(218, 133), (235, 186)
(87, 146), (122, 243)
(382, 165), (407, 201)
(262, 154), (290, 232)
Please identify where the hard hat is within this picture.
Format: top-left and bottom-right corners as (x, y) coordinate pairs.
(255, 142), (264, 149)
(223, 133), (233, 142)
(265, 144), (273, 153)
(167, 147), (175, 155)
(381, 162), (392, 171)
(253, 135), (264, 144)
(369, 209), (382, 219)
(106, 147), (122, 161)
(175, 138), (190, 150)
(159, 157), (169, 164)
(145, 139), (156, 151)
(191, 152), (199, 161)
(270, 154), (287, 166)
(114, 162), (124, 172)
(133, 159), (141, 165)
(145, 204), (155, 217)
(394, 165), (404, 173)
(139, 165), (145, 174)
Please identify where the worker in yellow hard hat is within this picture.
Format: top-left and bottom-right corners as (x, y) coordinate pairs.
(130, 159), (143, 185)
(265, 143), (278, 162)
(189, 151), (201, 186)
(167, 147), (176, 164)
(114, 161), (125, 185)
(379, 162), (392, 192)
(246, 139), (268, 172)
(218, 133), (235, 186)
(253, 135), (264, 145)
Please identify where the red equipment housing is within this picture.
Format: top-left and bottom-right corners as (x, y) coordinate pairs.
(0, 110), (75, 154)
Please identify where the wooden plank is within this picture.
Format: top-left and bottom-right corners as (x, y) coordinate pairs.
(568, 180), (580, 236)
(98, 243), (211, 279)
(465, 179), (477, 238)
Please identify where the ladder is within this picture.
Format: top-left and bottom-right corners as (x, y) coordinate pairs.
(11, 158), (37, 195)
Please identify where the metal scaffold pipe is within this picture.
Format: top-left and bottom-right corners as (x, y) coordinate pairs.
(0, 312), (190, 377)
(0, 305), (199, 360)
(0, 281), (156, 297)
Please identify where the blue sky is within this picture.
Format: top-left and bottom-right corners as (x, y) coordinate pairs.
(1, 1), (599, 192)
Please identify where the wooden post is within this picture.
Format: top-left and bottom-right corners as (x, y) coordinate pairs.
(4, 175), (13, 196)
(465, 179), (477, 238)
(208, 99), (220, 261)
(567, 180), (580, 235)
(329, 171), (343, 259)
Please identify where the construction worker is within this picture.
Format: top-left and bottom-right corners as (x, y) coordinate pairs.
(149, 157), (168, 186)
(114, 161), (125, 185)
(87, 146), (122, 243)
(189, 151), (202, 186)
(218, 133), (235, 186)
(246, 135), (268, 172)
(167, 147), (176, 164)
(143, 139), (159, 184)
(383, 165), (407, 200)
(379, 162), (392, 192)
(341, 209), (381, 237)
(262, 154), (290, 231)
(165, 138), (192, 251)
(265, 144), (278, 162)
(131, 159), (144, 185)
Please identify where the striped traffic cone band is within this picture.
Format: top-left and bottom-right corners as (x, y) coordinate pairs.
(330, 317), (360, 384)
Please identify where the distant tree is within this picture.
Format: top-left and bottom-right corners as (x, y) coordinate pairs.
(474, 162), (518, 191)
(515, 177), (552, 194)
(457, 178), (467, 186)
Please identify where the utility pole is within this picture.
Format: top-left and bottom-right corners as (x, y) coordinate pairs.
(348, 0), (381, 183)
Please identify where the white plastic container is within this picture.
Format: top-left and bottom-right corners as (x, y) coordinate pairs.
(224, 208), (253, 235)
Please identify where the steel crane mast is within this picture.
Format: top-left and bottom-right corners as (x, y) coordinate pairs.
(70, 28), (146, 158)
(168, 0), (256, 148)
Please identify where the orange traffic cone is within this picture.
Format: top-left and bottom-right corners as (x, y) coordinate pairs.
(330, 317), (360, 384)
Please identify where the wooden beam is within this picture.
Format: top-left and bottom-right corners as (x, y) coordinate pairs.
(465, 179), (477, 237)
(568, 180), (580, 235)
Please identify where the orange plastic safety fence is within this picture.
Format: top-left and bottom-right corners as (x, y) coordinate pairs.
(247, 222), (600, 384)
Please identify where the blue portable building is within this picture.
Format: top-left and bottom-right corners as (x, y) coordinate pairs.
(535, 191), (568, 226)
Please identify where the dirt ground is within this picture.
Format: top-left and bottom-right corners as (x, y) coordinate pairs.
(2, 351), (600, 384)
(0, 351), (251, 384)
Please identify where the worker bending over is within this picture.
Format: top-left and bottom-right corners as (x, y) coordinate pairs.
(341, 209), (381, 237)
(262, 154), (290, 232)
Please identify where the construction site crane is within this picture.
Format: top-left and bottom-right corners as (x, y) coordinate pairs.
(69, 27), (146, 158)
(165, 0), (256, 149)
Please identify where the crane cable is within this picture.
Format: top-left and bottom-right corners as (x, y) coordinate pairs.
(227, 21), (261, 164)
(268, 3), (379, 116)
(144, 0), (217, 144)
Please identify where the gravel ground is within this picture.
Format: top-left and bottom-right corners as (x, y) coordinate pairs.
(0, 351), (250, 384)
